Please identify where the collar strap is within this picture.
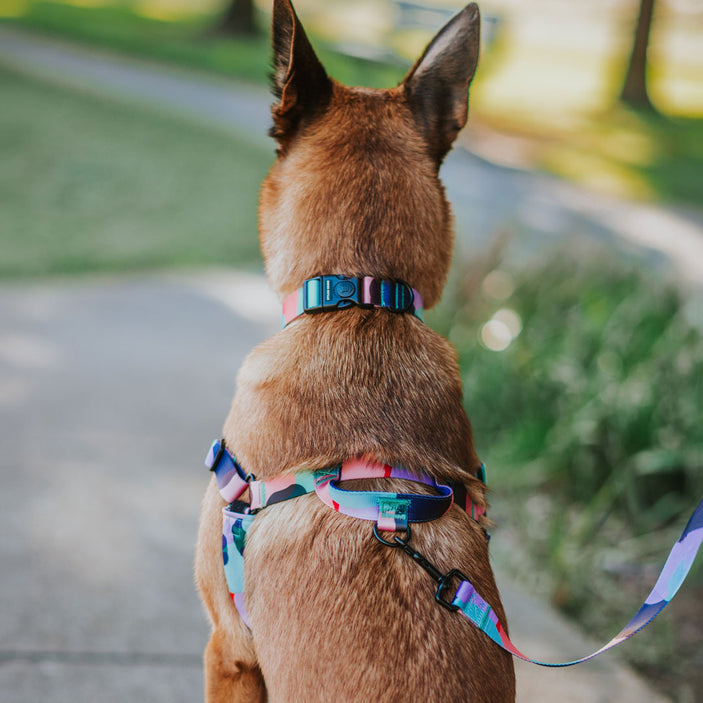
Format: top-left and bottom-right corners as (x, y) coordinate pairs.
(281, 275), (424, 328)
(206, 440), (485, 531)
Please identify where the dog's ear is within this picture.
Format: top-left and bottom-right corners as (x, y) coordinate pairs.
(270, 0), (332, 148)
(402, 3), (481, 165)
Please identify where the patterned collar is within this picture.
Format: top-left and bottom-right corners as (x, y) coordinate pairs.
(281, 275), (424, 328)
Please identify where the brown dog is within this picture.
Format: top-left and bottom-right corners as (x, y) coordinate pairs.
(195, 1), (516, 700)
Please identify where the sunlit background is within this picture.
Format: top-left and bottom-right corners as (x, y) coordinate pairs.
(0, 0), (701, 700)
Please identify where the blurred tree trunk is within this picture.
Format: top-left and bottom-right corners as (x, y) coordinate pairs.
(619, 0), (656, 111)
(213, 0), (258, 36)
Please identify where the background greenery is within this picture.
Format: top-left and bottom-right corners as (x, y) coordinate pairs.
(0, 66), (270, 278)
(4, 0), (703, 206)
(429, 246), (703, 695)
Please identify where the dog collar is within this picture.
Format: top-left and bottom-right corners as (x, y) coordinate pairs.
(281, 275), (424, 328)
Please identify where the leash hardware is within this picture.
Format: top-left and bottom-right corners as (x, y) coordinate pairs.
(373, 521), (412, 548)
(373, 523), (461, 611)
(435, 569), (468, 612)
(304, 275), (361, 313)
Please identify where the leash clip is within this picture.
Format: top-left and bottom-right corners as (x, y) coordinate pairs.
(435, 569), (469, 612)
(373, 523), (463, 611)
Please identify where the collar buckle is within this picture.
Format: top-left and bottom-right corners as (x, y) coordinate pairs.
(303, 275), (361, 313)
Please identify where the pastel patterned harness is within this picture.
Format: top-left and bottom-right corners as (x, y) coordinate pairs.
(206, 439), (485, 626)
(205, 439), (703, 666)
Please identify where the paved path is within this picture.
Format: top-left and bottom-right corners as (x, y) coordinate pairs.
(1, 26), (702, 288)
(0, 273), (669, 702)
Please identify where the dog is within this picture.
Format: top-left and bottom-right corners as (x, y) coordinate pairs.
(195, 1), (516, 700)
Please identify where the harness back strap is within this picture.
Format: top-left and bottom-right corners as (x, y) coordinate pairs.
(313, 459), (454, 531)
(207, 440), (485, 530)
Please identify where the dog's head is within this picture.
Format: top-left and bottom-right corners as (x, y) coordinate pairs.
(259, 0), (480, 310)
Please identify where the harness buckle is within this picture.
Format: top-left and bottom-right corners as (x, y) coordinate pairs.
(303, 275), (361, 313)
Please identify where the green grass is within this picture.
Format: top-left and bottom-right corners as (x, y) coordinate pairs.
(4, 1), (273, 84)
(510, 107), (703, 205)
(0, 65), (273, 277)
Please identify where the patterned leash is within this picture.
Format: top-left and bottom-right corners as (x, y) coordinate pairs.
(379, 498), (703, 667)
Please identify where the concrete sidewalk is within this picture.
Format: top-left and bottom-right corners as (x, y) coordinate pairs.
(0, 272), (669, 702)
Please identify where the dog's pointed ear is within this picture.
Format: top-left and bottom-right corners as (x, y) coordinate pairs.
(402, 3), (481, 165)
(270, 0), (332, 147)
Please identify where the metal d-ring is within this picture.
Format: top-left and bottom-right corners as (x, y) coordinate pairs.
(372, 521), (412, 547)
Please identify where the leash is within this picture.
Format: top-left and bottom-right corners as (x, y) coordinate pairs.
(373, 498), (703, 667)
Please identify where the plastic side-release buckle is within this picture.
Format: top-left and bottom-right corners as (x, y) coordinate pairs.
(303, 276), (361, 313)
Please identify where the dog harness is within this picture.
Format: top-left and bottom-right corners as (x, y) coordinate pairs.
(206, 438), (487, 627)
(206, 273), (703, 666)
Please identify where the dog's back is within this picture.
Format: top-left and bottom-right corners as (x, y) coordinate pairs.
(196, 2), (516, 700)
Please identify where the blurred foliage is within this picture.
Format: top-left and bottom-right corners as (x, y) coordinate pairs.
(0, 66), (271, 277)
(3, 0), (405, 88)
(532, 108), (703, 205)
(431, 245), (703, 689)
(5, 1), (702, 205)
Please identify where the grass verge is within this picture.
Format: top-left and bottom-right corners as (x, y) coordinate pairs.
(0, 65), (272, 278)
